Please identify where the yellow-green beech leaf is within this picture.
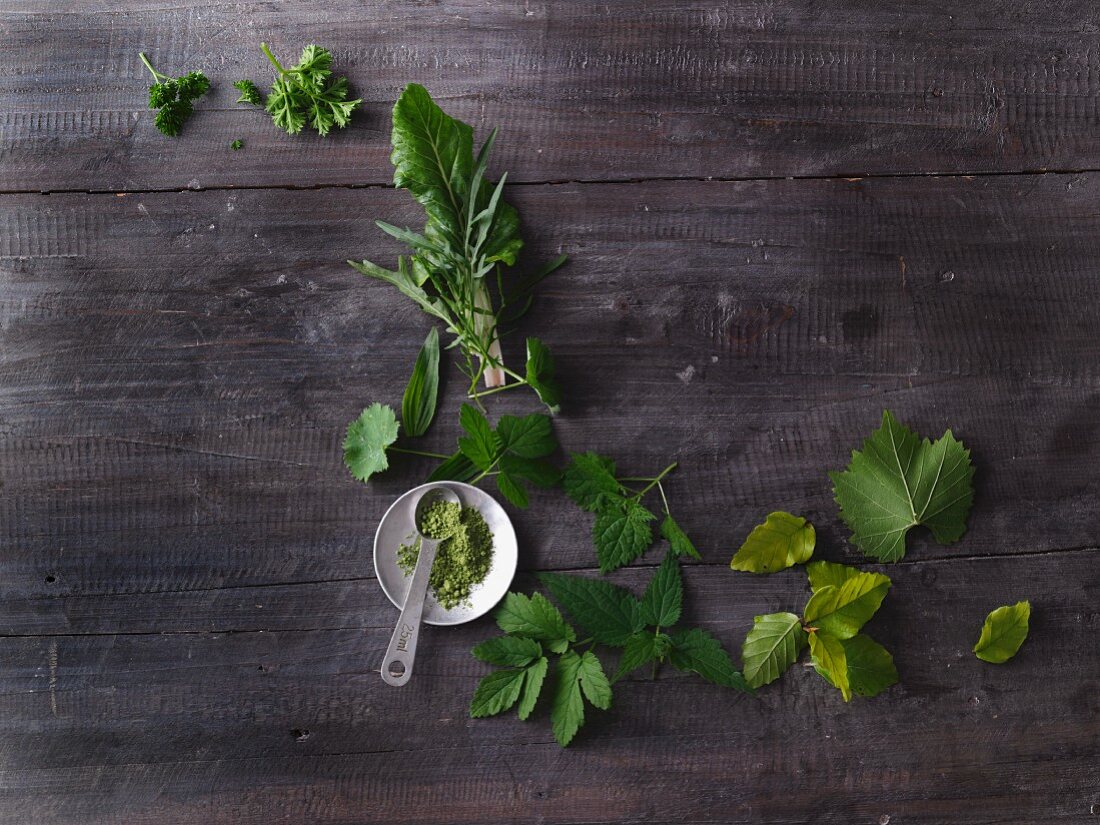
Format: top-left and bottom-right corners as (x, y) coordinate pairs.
(830, 410), (975, 562)
(803, 570), (891, 640)
(730, 511), (815, 574)
(741, 612), (807, 689)
(809, 631), (851, 701)
(805, 560), (861, 593)
(974, 601), (1031, 663)
(815, 634), (898, 698)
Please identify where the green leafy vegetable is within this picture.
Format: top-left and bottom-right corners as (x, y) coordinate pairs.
(640, 550), (683, 628)
(494, 592), (574, 653)
(472, 636), (542, 667)
(831, 410), (975, 562)
(342, 403), (399, 482)
(138, 53), (210, 137)
(539, 572), (642, 647)
(730, 511), (815, 573)
(401, 327), (440, 438)
(238, 43), (361, 136)
(974, 601), (1031, 663)
(230, 139), (243, 151)
(562, 451), (689, 573)
(741, 612), (807, 689)
(348, 84), (566, 407)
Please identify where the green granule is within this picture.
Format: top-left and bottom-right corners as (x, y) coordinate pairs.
(398, 501), (494, 610)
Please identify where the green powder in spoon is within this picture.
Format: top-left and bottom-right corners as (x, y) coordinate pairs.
(398, 500), (494, 610)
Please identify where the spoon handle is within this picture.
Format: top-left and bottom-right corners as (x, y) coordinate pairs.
(380, 537), (439, 686)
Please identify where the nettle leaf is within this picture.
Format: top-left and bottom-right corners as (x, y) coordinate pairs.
(457, 403), (500, 470)
(974, 601), (1031, 664)
(517, 656), (548, 720)
(343, 403), (400, 482)
(640, 551), (683, 628)
(593, 499), (656, 573)
(496, 414), (556, 459)
(499, 454), (560, 488)
(562, 451), (623, 512)
(836, 634), (898, 697)
(730, 511), (815, 574)
(803, 570), (891, 640)
(808, 631), (851, 701)
(668, 628), (752, 693)
(741, 612), (807, 689)
(469, 668), (526, 717)
(805, 560), (861, 593)
(525, 337), (562, 414)
(660, 515), (701, 559)
(495, 592), (575, 653)
(831, 410), (975, 562)
(539, 573), (643, 647)
(472, 636), (542, 667)
(495, 471), (529, 508)
(613, 632), (661, 682)
(401, 327), (440, 438)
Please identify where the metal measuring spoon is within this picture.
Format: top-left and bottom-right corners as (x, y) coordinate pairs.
(380, 483), (461, 686)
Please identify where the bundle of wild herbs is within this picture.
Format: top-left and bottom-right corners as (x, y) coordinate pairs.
(349, 84), (565, 411)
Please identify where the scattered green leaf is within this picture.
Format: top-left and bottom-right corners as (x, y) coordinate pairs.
(639, 550), (683, 628)
(343, 402), (399, 482)
(401, 327), (440, 438)
(808, 631), (851, 701)
(660, 514), (701, 559)
(974, 601), (1031, 663)
(730, 511), (815, 573)
(245, 43), (361, 136)
(741, 612), (807, 689)
(139, 52), (210, 137)
(230, 139), (244, 151)
(539, 572), (643, 647)
(803, 570), (891, 640)
(494, 592), (574, 653)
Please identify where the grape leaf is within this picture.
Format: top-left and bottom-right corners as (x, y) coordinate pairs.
(639, 550), (683, 628)
(835, 634), (898, 697)
(660, 514), (701, 559)
(343, 403), (400, 482)
(974, 601), (1031, 663)
(730, 511), (815, 573)
(551, 651), (586, 747)
(562, 452), (623, 512)
(805, 560), (861, 593)
(803, 571), (891, 640)
(808, 631), (851, 701)
(469, 668), (526, 717)
(401, 327), (439, 437)
(668, 628), (752, 693)
(741, 612), (807, 689)
(830, 410), (975, 562)
(593, 499), (656, 573)
(517, 656), (548, 720)
(539, 572), (643, 647)
(494, 592), (575, 653)
(472, 636), (541, 667)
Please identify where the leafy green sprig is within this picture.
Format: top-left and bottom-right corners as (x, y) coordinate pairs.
(236, 43), (361, 136)
(561, 451), (699, 573)
(348, 84), (565, 411)
(138, 53), (210, 137)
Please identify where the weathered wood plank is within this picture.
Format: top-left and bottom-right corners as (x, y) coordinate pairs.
(5, 1), (1100, 190)
(3, 175), (1100, 634)
(0, 550), (1095, 823)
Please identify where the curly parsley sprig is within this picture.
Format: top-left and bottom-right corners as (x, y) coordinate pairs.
(138, 53), (210, 137)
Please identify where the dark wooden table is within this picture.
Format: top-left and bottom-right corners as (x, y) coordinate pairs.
(2, 2), (1099, 823)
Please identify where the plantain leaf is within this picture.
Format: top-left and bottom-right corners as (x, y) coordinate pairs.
(401, 327), (440, 438)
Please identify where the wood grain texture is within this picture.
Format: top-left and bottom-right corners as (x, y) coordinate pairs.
(6, 0), (1100, 191)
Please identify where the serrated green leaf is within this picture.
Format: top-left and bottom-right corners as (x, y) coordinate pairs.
(525, 337), (561, 413)
(499, 454), (560, 488)
(668, 627), (752, 693)
(494, 592), (575, 652)
(593, 499), (656, 573)
(640, 551), (683, 628)
(469, 668), (526, 717)
(730, 511), (815, 573)
(457, 403), (499, 470)
(472, 636), (541, 667)
(401, 327), (440, 438)
(803, 570), (891, 640)
(831, 634), (898, 697)
(805, 560), (861, 593)
(562, 452), (623, 512)
(831, 410), (975, 562)
(974, 601), (1031, 663)
(551, 650), (586, 747)
(578, 651), (612, 710)
(343, 403), (399, 482)
(495, 471), (529, 508)
(660, 514), (701, 559)
(539, 572), (643, 647)
(517, 656), (548, 720)
(613, 632), (660, 682)
(496, 414), (556, 459)
(741, 612), (807, 689)
(809, 631), (851, 701)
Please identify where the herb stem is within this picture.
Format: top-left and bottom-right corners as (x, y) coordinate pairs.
(656, 480), (671, 516)
(468, 381), (525, 400)
(260, 42), (289, 75)
(138, 52), (165, 82)
(634, 462), (678, 498)
(391, 447), (451, 460)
